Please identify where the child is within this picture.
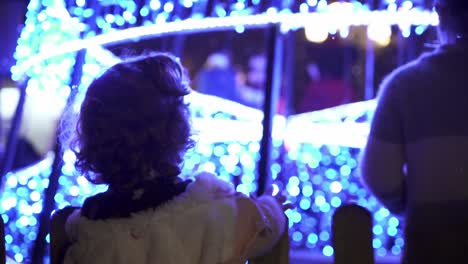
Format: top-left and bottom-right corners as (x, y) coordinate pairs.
(60, 53), (290, 264)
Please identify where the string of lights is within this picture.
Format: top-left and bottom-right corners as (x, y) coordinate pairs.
(13, 1), (437, 79)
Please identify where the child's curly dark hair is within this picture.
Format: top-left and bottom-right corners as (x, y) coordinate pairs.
(66, 53), (193, 190)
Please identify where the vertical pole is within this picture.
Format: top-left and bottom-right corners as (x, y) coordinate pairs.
(203, 0), (215, 17)
(282, 30), (295, 116)
(364, 0), (377, 100)
(257, 24), (284, 196)
(407, 32), (417, 62)
(30, 49), (85, 264)
(343, 45), (353, 99)
(364, 39), (375, 100)
(32, 0), (103, 261)
(397, 34), (406, 66)
(0, 79), (4, 157)
(171, 0), (186, 58)
(172, 35), (186, 58)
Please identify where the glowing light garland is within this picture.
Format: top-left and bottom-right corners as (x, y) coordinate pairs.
(0, 154), (54, 263)
(285, 100), (376, 148)
(13, 8), (438, 78)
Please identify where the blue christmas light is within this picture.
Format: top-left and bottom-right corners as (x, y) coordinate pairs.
(0, 156), (54, 263)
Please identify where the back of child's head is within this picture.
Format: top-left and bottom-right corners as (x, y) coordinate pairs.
(69, 52), (193, 190)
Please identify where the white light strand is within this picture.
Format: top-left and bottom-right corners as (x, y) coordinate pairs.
(186, 92), (264, 122)
(15, 9), (438, 75)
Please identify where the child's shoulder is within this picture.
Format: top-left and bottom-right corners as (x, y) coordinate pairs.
(185, 172), (236, 200)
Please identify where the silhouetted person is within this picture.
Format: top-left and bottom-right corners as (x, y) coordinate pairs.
(361, 1), (468, 263)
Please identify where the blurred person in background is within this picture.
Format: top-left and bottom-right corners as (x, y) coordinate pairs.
(361, 0), (468, 263)
(298, 62), (355, 113)
(236, 54), (265, 109)
(195, 51), (238, 101)
(237, 54), (285, 113)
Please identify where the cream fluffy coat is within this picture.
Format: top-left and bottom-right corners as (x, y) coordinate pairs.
(63, 172), (286, 264)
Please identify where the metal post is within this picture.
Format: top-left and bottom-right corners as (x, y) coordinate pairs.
(364, 39), (375, 100)
(203, 0), (215, 17)
(0, 79), (4, 154)
(30, 49), (85, 264)
(172, 35), (186, 58)
(397, 33), (406, 66)
(364, 0), (377, 100)
(282, 30), (295, 116)
(257, 24), (284, 196)
(408, 32), (417, 62)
